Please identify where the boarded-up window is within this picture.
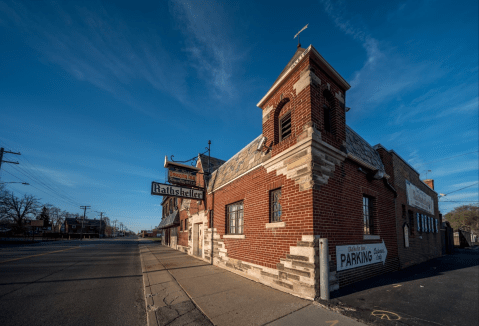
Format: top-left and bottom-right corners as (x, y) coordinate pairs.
(279, 112), (291, 141)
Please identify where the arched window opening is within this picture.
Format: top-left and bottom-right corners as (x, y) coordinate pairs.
(323, 90), (335, 134)
(323, 104), (332, 133)
(279, 111), (292, 141)
(273, 99), (291, 144)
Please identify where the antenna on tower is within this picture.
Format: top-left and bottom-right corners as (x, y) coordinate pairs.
(294, 24), (309, 48)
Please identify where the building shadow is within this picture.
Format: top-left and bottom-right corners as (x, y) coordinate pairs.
(329, 248), (479, 299)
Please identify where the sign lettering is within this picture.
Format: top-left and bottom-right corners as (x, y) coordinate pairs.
(151, 182), (204, 200)
(167, 166), (197, 186)
(336, 241), (388, 271)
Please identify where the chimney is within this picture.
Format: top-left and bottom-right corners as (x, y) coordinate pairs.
(423, 179), (434, 190)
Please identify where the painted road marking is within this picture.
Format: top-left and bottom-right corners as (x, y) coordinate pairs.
(326, 321), (339, 326)
(0, 246), (81, 264)
(371, 310), (401, 320)
(393, 284), (402, 287)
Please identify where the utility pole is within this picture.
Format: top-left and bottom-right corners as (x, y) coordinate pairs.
(0, 147), (21, 180)
(95, 211), (105, 239)
(80, 206), (90, 240)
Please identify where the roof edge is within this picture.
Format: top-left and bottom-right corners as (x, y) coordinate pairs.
(257, 44), (351, 108)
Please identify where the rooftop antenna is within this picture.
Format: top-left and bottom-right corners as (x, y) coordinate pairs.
(294, 24), (308, 48)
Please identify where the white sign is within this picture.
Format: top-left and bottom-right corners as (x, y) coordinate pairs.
(406, 180), (434, 215)
(336, 240), (388, 272)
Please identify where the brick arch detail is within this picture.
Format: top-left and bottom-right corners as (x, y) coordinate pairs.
(273, 98), (292, 145)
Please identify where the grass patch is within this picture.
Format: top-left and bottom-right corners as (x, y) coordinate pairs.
(149, 237), (162, 242)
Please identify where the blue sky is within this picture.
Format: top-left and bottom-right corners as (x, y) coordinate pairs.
(0, 0), (477, 232)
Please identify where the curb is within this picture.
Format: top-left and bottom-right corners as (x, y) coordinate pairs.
(139, 243), (213, 326)
(139, 244), (159, 326)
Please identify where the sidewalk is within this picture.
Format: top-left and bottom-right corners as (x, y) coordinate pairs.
(139, 242), (366, 326)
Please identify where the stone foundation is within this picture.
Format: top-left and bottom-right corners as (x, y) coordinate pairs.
(209, 234), (320, 300)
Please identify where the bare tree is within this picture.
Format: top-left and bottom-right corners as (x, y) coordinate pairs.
(0, 191), (40, 230)
(49, 206), (64, 232)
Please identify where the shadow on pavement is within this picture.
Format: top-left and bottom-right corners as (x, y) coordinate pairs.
(320, 248), (479, 326)
(330, 248), (479, 299)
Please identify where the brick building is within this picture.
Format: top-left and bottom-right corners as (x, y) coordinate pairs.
(157, 44), (440, 300)
(374, 145), (442, 269)
(64, 218), (104, 236)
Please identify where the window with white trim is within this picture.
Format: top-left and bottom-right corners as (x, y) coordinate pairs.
(270, 188), (282, 223)
(226, 201), (244, 235)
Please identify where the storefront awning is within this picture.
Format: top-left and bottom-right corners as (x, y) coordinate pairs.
(158, 210), (179, 229)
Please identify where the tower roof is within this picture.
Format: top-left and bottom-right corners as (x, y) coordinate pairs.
(271, 46), (306, 87)
(257, 45), (350, 108)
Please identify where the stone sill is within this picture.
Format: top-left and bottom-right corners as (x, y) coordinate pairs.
(363, 234), (380, 240)
(223, 234), (245, 239)
(265, 222), (286, 228)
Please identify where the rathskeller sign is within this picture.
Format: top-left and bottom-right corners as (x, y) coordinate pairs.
(151, 182), (204, 200)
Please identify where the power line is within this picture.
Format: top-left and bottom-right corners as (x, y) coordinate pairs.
(1, 169), (79, 209)
(440, 201), (479, 203)
(419, 150), (478, 166)
(7, 165), (80, 207)
(0, 140), (83, 207)
(13, 154), (82, 206)
(440, 182), (479, 198)
(0, 147), (21, 180)
(18, 153), (81, 206)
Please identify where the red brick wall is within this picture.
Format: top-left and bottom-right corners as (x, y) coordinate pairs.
(312, 158), (399, 287)
(309, 57), (346, 149)
(260, 53), (348, 158)
(210, 167), (314, 269)
(261, 57), (312, 156)
(389, 152), (442, 269)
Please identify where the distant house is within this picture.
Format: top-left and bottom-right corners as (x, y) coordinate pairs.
(141, 230), (158, 238)
(27, 219), (52, 234)
(64, 218), (105, 236)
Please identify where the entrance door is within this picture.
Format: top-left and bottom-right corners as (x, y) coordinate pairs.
(194, 223), (203, 257)
(165, 229), (170, 246)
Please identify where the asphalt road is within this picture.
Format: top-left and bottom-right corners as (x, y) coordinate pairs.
(320, 247), (479, 326)
(0, 238), (146, 326)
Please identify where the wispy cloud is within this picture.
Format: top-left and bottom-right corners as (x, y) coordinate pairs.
(32, 166), (107, 188)
(428, 160), (478, 178)
(450, 181), (479, 189)
(390, 84), (478, 125)
(169, 0), (245, 99)
(0, 1), (189, 116)
(320, 0), (448, 117)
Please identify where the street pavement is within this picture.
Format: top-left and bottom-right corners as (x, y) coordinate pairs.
(320, 247), (479, 326)
(140, 241), (366, 326)
(0, 237), (146, 326)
